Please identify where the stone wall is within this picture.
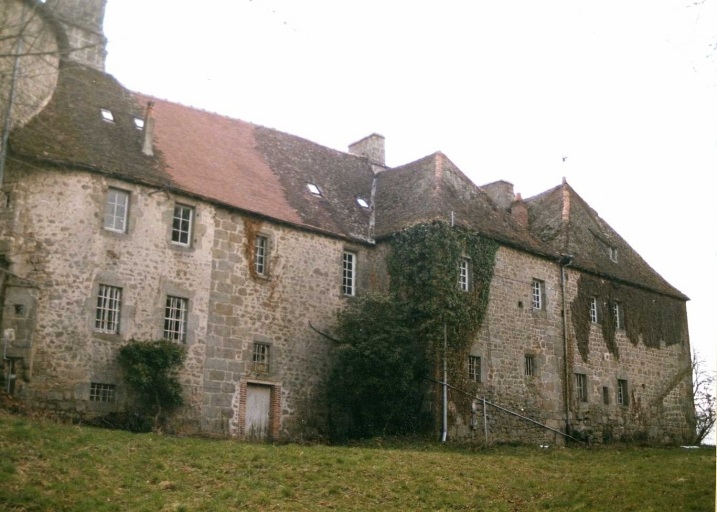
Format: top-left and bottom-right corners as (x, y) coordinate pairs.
(0, 163), (212, 421)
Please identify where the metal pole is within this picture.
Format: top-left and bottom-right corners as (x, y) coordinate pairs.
(441, 322), (447, 442)
(483, 396), (488, 446)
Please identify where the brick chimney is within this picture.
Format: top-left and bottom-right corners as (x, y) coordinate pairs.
(349, 133), (385, 167)
(44, 0), (108, 70)
(511, 193), (528, 228)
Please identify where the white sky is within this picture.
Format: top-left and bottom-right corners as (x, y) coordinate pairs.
(103, 1), (717, 387)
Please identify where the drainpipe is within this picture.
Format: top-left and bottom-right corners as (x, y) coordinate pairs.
(441, 321), (448, 442)
(560, 255), (573, 436)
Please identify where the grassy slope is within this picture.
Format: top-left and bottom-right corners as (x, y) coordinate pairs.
(0, 412), (714, 512)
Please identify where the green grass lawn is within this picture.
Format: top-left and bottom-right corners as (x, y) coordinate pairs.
(0, 412), (713, 511)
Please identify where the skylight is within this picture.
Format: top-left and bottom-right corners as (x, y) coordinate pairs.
(133, 117), (145, 130)
(307, 183), (321, 196)
(100, 109), (114, 123)
(356, 197), (369, 208)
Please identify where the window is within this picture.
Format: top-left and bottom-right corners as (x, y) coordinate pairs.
(532, 279), (545, 310)
(575, 373), (588, 402)
(252, 342), (270, 372)
(100, 108), (114, 122)
(603, 386), (610, 405)
(613, 302), (624, 330)
(171, 204), (193, 246)
(459, 258), (470, 291)
(90, 382), (116, 402)
(255, 235), (268, 276)
(95, 284), (121, 334)
(356, 197), (369, 208)
(590, 297), (599, 324)
(163, 296), (188, 343)
(617, 379), (628, 406)
(609, 246), (618, 262)
(104, 188), (129, 233)
(468, 355), (481, 383)
(342, 251), (356, 296)
(525, 355), (535, 377)
(133, 117), (144, 130)
(307, 183), (321, 196)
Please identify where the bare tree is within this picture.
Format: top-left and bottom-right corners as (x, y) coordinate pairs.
(692, 351), (715, 445)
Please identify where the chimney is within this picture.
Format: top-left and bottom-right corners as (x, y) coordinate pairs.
(141, 101), (155, 157)
(511, 193), (528, 228)
(480, 180), (514, 210)
(44, 0), (108, 71)
(349, 133), (385, 167)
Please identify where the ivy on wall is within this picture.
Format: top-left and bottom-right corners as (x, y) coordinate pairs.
(571, 274), (686, 362)
(328, 220), (498, 439)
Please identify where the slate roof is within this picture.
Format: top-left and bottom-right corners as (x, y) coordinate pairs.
(526, 182), (688, 300)
(10, 63), (686, 300)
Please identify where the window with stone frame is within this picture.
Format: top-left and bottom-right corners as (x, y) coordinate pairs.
(104, 188), (129, 233)
(342, 251), (356, 296)
(532, 279), (545, 310)
(255, 235), (269, 276)
(590, 297), (600, 324)
(617, 379), (629, 406)
(525, 355), (536, 376)
(163, 296), (188, 343)
(171, 203), (194, 246)
(90, 382), (116, 403)
(468, 355), (482, 383)
(575, 373), (588, 402)
(252, 342), (270, 373)
(95, 284), (121, 334)
(613, 301), (625, 330)
(459, 258), (470, 292)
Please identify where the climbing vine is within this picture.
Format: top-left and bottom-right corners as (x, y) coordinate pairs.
(328, 220), (498, 439)
(571, 274), (686, 362)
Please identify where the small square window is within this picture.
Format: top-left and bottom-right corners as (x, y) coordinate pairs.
(253, 342), (270, 372)
(104, 188), (129, 233)
(575, 373), (588, 402)
(342, 251), (356, 296)
(133, 117), (145, 130)
(255, 235), (268, 276)
(590, 297), (600, 324)
(468, 355), (482, 383)
(95, 284), (121, 334)
(356, 197), (369, 208)
(90, 382), (116, 402)
(617, 379), (629, 406)
(459, 258), (470, 292)
(525, 355), (535, 377)
(100, 108), (114, 122)
(164, 296), (188, 343)
(171, 204), (193, 246)
(307, 183), (321, 196)
(532, 279), (545, 310)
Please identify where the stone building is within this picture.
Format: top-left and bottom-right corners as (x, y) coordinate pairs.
(0, 0), (694, 444)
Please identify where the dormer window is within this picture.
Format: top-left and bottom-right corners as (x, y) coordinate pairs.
(133, 117), (145, 130)
(307, 183), (321, 196)
(609, 246), (618, 262)
(356, 197), (369, 208)
(100, 109), (114, 123)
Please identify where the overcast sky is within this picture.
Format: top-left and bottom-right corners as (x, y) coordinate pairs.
(102, 1), (717, 388)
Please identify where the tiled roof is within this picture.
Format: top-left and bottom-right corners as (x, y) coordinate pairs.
(11, 63), (686, 299)
(526, 182), (688, 300)
(374, 152), (548, 254)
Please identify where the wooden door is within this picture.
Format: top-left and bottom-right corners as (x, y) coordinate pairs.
(245, 384), (271, 440)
